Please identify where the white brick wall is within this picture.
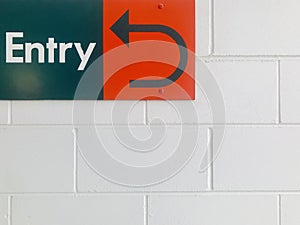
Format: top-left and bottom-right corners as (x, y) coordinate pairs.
(0, 127), (74, 192)
(0, 197), (8, 225)
(149, 195), (278, 225)
(281, 61), (300, 123)
(281, 195), (300, 225)
(11, 196), (144, 225)
(0, 102), (9, 125)
(214, 0), (300, 55)
(0, 0), (300, 224)
(213, 127), (300, 191)
(77, 126), (209, 192)
(12, 101), (145, 125)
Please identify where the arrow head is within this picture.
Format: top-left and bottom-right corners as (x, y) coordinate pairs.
(110, 10), (130, 46)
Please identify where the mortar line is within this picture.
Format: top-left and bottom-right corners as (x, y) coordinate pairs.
(277, 61), (282, 124)
(0, 191), (299, 195)
(210, 0), (215, 55)
(145, 101), (149, 125)
(207, 128), (214, 190)
(202, 55), (300, 58)
(8, 196), (12, 225)
(72, 128), (78, 193)
(144, 195), (149, 225)
(8, 101), (12, 125)
(278, 195), (282, 225)
(3, 123), (300, 127)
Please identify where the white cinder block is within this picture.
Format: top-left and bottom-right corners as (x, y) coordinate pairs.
(93, 101), (145, 125)
(12, 196), (143, 225)
(0, 197), (8, 225)
(206, 61), (277, 123)
(281, 195), (300, 225)
(0, 102), (9, 124)
(12, 101), (73, 124)
(0, 127), (73, 192)
(149, 195), (277, 225)
(196, 0), (210, 56)
(12, 101), (145, 125)
(215, 0), (300, 55)
(148, 61), (277, 124)
(281, 61), (300, 123)
(77, 126), (209, 192)
(214, 127), (300, 190)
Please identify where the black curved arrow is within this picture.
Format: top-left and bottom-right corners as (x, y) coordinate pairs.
(110, 10), (188, 88)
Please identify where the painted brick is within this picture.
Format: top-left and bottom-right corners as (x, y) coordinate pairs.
(0, 127), (73, 192)
(12, 195), (144, 225)
(281, 195), (300, 225)
(214, 127), (300, 190)
(148, 61), (277, 124)
(0, 197), (8, 225)
(281, 60), (300, 123)
(12, 101), (145, 125)
(215, 0), (300, 55)
(0, 102), (9, 125)
(149, 195), (277, 225)
(196, 0), (210, 56)
(77, 126), (209, 192)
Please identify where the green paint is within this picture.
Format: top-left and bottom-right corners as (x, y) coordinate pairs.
(0, 0), (103, 99)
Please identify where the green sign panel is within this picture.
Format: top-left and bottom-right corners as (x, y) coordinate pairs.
(0, 0), (103, 100)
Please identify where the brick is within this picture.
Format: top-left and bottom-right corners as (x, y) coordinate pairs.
(281, 195), (300, 225)
(147, 61), (277, 124)
(0, 127), (73, 192)
(215, 0), (300, 55)
(77, 126), (209, 192)
(149, 195), (277, 225)
(0, 197), (8, 225)
(214, 127), (300, 190)
(12, 101), (145, 125)
(281, 60), (300, 123)
(196, 0), (210, 56)
(12, 195), (144, 225)
(0, 102), (9, 124)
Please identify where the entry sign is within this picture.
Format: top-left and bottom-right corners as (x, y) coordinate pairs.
(0, 0), (195, 100)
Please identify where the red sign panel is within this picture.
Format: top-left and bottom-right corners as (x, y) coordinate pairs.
(103, 0), (195, 100)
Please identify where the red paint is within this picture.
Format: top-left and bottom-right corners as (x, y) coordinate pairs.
(103, 0), (195, 100)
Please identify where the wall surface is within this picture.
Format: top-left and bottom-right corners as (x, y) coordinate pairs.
(1, 0), (300, 224)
